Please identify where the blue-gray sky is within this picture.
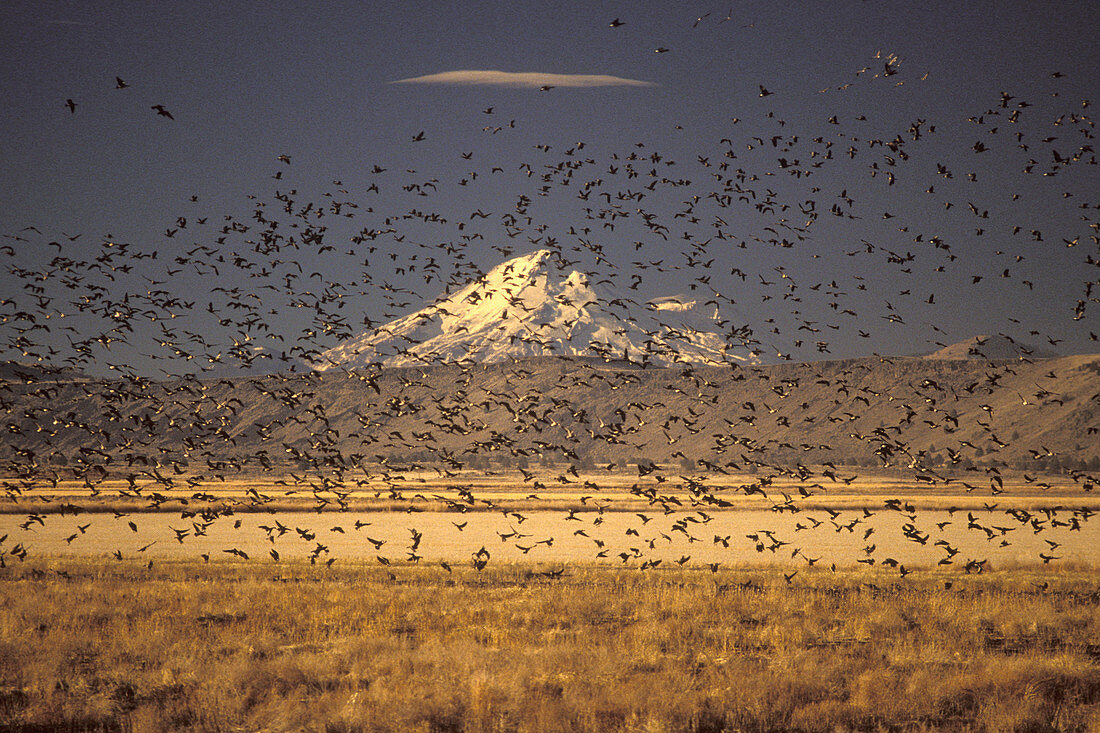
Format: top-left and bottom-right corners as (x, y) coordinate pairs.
(1, 0), (1096, 376)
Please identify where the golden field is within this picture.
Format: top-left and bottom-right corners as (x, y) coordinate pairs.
(3, 463), (1097, 517)
(1, 559), (1098, 732)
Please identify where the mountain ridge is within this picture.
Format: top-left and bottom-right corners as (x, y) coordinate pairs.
(923, 334), (1058, 361)
(4, 353), (1097, 474)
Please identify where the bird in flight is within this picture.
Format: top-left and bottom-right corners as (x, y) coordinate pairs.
(151, 104), (174, 119)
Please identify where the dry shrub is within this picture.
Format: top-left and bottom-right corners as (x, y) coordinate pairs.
(0, 559), (1097, 732)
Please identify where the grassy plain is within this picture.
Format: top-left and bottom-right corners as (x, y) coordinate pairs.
(1, 558), (1098, 732)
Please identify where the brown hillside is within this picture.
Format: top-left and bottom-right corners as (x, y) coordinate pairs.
(3, 355), (1097, 486)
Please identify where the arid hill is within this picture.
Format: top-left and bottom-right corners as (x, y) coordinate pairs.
(3, 353), (1097, 487)
(923, 334), (1058, 361)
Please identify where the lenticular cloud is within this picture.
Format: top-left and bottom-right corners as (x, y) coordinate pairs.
(391, 70), (655, 88)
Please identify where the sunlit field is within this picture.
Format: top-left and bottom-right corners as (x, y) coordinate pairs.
(1, 470), (1094, 731)
(1, 559), (1097, 732)
(4, 465), (1098, 570)
(4, 463), (1097, 520)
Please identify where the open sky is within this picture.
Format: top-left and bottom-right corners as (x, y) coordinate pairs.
(1, 0), (1097, 376)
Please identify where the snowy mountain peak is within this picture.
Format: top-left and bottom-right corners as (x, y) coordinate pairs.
(490, 247), (553, 280)
(314, 250), (756, 370)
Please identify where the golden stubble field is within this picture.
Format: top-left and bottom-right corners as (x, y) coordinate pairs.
(1, 559), (1098, 732)
(1, 467), (1098, 731)
(5, 464), (1098, 515)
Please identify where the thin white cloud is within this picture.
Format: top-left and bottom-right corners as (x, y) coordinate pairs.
(391, 70), (655, 88)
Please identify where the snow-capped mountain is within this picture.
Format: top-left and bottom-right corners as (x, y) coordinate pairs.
(313, 250), (756, 369)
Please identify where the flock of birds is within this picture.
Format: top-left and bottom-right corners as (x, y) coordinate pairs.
(1, 11), (1098, 575)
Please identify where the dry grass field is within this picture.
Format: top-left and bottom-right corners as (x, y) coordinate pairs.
(1, 559), (1098, 732)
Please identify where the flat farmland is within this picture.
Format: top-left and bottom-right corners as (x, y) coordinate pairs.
(2, 471), (1097, 732)
(5, 464), (1097, 512)
(3, 466), (1098, 569)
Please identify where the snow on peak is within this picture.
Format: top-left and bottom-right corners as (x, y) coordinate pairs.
(313, 250), (755, 369)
